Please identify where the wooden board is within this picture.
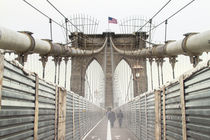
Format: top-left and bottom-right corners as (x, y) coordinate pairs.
(145, 94), (148, 140)
(34, 75), (39, 140)
(57, 88), (66, 140)
(155, 90), (161, 140)
(72, 93), (75, 139)
(139, 95), (142, 138)
(55, 86), (58, 140)
(179, 76), (187, 140)
(162, 86), (166, 140)
(0, 54), (4, 110)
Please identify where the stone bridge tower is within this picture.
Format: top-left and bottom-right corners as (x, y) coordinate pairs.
(70, 32), (148, 107)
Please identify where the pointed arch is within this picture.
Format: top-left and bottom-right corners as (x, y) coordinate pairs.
(84, 59), (105, 106)
(85, 57), (104, 74)
(113, 59), (134, 106)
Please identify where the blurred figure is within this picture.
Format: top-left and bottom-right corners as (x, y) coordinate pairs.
(117, 110), (123, 128)
(106, 107), (111, 117)
(108, 109), (116, 128)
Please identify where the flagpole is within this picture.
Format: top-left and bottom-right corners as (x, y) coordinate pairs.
(108, 17), (110, 32)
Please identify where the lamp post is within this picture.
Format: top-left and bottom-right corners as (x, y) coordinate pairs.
(133, 64), (144, 96)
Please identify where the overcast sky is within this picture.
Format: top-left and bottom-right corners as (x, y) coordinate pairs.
(1, 0), (210, 43)
(1, 0), (210, 103)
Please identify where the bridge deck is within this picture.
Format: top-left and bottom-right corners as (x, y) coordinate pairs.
(83, 117), (139, 140)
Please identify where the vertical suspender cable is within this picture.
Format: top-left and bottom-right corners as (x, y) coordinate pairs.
(65, 18), (68, 44)
(87, 15), (89, 34)
(63, 17), (68, 87)
(49, 18), (53, 40)
(149, 19), (152, 47)
(164, 20), (168, 43)
(88, 15), (91, 34)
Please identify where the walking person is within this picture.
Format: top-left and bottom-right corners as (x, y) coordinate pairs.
(117, 110), (123, 128)
(108, 109), (116, 128)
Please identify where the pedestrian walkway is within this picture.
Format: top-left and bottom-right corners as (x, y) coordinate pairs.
(83, 117), (139, 140)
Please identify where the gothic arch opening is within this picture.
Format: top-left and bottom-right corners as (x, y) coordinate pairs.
(85, 59), (105, 107)
(113, 59), (133, 107)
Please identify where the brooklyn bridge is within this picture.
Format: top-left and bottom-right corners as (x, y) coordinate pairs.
(0, 0), (210, 140)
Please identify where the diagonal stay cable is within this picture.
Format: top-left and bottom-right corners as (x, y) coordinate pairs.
(46, 0), (82, 32)
(137, 0), (172, 32)
(23, 0), (92, 44)
(136, 0), (195, 47)
(23, 0), (72, 36)
(147, 0), (195, 34)
(46, 0), (92, 42)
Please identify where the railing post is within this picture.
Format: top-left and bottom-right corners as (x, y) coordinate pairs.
(78, 97), (81, 138)
(139, 95), (142, 139)
(57, 87), (67, 140)
(73, 93), (75, 139)
(0, 54), (4, 110)
(155, 90), (161, 140)
(145, 94), (148, 140)
(179, 75), (187, 140)
(34, 75), (39, 140)
(162, 86), (166, 140)
(55, 86), (58, 140)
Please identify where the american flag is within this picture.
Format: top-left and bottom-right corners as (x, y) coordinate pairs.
(108, 17), (117, 24)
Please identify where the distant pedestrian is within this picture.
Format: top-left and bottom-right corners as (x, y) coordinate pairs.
(108, 110), (116, 128)
(117, 110), (123, 128)
(106, 107), (111, 117)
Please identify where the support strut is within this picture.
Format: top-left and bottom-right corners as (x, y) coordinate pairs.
(169, 57), (177, 79)
(190, 56), (201, 67)
(39, 55), (48, 79)
(149, 58), (154, 90)
(53, 56), (59, 84)
(160, 58), (165, 85)
(64, 57), (69, 88)
(155, 58), (161, 87)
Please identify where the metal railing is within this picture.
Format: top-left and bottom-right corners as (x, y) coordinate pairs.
(116, 59), (210, 140)
(0, 55), (105, 140)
